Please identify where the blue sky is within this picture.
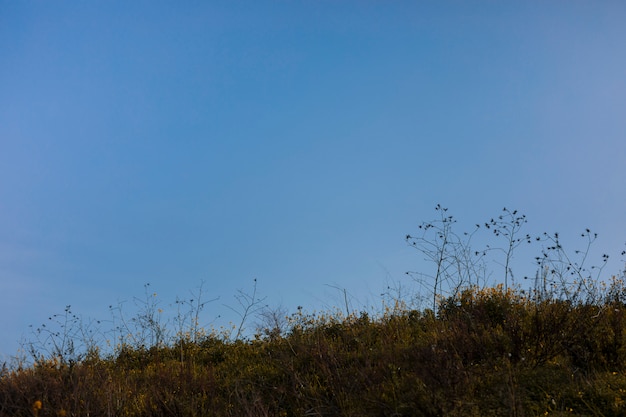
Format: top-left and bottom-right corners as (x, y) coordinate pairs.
(1, 1), (625, 360)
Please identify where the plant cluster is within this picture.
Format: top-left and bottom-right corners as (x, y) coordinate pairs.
(1, 206), (624, 416)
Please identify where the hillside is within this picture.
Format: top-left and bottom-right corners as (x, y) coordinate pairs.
(3, 280), (626, 417)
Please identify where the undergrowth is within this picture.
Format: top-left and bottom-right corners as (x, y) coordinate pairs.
(2, 206), (625, 416)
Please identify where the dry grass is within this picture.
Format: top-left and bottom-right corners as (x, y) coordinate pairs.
(3, 277), (626, 416)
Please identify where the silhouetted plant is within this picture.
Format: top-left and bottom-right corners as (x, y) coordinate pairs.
(24, 305), (102, 367)
(406, 204), (487, 312)
(533, 229), (610, 303)
(484, 207), (532, 291)
(225, 278), (267, 341)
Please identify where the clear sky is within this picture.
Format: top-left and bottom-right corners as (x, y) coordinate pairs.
(1, 1), (625, 360)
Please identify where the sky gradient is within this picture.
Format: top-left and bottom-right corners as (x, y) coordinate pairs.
(1, 1), (625, 360)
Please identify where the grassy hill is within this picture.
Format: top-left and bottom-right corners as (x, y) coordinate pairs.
(3, 208), (625, 416)
(3, 279), (626, 417)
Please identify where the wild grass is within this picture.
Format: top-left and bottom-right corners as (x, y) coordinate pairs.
(3, 278), (626, 417)
(2, 207), (625, 416)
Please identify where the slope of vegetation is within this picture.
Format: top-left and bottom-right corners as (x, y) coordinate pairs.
(2, 207), (625, 416)
(4, 280), (626, 417)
